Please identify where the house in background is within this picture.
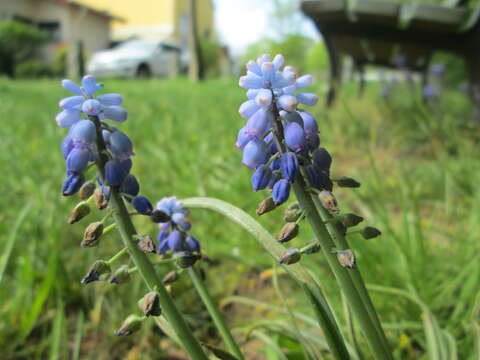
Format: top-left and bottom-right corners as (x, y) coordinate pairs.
(77, 0), (215, 44)
(0, 0), (121, 76)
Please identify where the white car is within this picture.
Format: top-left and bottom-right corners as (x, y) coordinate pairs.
(87, 40), (186, 78)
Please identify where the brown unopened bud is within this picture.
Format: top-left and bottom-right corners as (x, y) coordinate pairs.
(335, 221), (347, 236)
(279, 248), (301, 265)
(138, 291), (161, 317)
(162, 270), (179, 284)
(335, 176), (361, 188)
(283, 208), (302, 222)
(109, 265), (131, 284)
(278, 222), (299, 243)
(174, 251), (199, 269)
(360, 226), (381, 239)
(68, 202), (91, 224)
(303, 243), (321, 255)
(287, 202), (300, 211)
(78, 180), (96, 200)
(137, 235), (156, 253)
(150, 209), (171, 223)
(343, 213), (364, 227)
(81, 260), (111, 284)
(337, 250), (355, 268)
(94, 187), (108, 209)
(81, 222), (104, 247)
(318, 191), (339, 212)
(256, 197), (276, 215)
(115, 315), (143, 336)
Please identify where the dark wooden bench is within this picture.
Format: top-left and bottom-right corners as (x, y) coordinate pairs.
(301, 0), (480, 105)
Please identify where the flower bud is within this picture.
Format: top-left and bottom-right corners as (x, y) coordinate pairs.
(167, 230), (185, 252)
(163, 270), (179, 284)
(284, 122), (306, 152)
(105, 159), (130, 187)
(312, 147), (332, 173)
(82, 99), (102, 116)
(120, 174), (140, 199)
(283, 207), (302, 222)
(303, 243), (321, 254)
(81, 260), (111, 284)
(318, 191), (339, 212)
(81, 222), (104, 247)
(279, 248), (301, 265)
(78, 180), (96, 200)
(115, 315), (143, 336)
(150, 209), (171, 223)
(68, 202), (91, 224)
(342, 213), (364, 227)
(62, 173), (84, 196)
(137, 234), (156, 253)
(335, 176), (361, 188)
(256, 197), (276, 215)
(335, 221), (347, 236)
(280, 152), (298, 182)
(185, 235), (201, 253)
(174, 251), (199, 268)
(251, 164), (273, 191)
(242, 138), (268, 169)
(360, 226), (381, 239)
(132, 196), (153, 215)
(66, 147), (90, 173)
(109, 130), (134, 159)
(283, 110), (304, 127)
(278, 223), (299, 243)
(70, 119), (96, 146)
(305, 164), (329, 190)
(337, 250), (355, 268)
(94, 187), (109, 209)
(138, 291), (161, 317)
(109, 265), (131, 284)
(272, 179), (291, 205)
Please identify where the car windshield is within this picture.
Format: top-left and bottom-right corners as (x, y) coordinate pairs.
(116, 40), (157, 52)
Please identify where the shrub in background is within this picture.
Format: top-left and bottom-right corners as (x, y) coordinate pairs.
(0, 20), (46, 77)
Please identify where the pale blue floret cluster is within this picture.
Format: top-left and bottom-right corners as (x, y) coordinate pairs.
(236, 54), (333, 205)
(58, 75), (154, 218)
(155, 197), (200, 255)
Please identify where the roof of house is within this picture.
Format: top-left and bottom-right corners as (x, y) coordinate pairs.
(57, 0), (125, 22)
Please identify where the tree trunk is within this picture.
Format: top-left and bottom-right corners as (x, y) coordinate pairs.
(188, 0), (204, 81)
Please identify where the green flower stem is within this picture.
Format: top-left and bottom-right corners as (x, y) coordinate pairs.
(90, 116), (208, 360)
(312, 197), (390, 354)
(292, 178), (392, 359)
(127, 257), (178, 274)
(107, 247), (129, 265)
(103, 223), (117, 235)
(187, 267), (245, 360)
(269, 105), (392, 359)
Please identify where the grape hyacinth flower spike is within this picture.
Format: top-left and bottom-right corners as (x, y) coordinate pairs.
(55, 75), (209, 358)
(236, 55), (393, 359)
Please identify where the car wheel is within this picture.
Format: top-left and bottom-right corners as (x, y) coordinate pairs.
(137, 64), (151, 78)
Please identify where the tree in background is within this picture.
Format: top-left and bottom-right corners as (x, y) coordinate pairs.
(188, 0), (205, 81)
(0, 20), (46, 77)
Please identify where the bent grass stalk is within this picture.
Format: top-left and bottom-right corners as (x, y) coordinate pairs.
(90, 115), (208, 360)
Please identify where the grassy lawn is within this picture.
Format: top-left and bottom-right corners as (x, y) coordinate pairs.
(1, 77), (480, 359)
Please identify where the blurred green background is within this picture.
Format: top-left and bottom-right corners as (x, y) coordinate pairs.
(1, 74), (480, 359)
(2, 0), (480, 359)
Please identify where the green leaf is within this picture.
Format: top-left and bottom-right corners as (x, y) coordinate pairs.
(182, 197), (351, 360)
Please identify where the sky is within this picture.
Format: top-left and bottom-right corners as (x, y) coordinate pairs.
(213, 0), (319, 55)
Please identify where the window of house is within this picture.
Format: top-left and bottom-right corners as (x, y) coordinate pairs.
(37, 21), (61, 42)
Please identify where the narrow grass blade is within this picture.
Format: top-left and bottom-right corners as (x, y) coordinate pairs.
(0, 204), (31, 283)
(49, 300), (64, 360)
(182, 197), (351, 360)
(251, 330), (288, 360)
(72, 312), (84, 360)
